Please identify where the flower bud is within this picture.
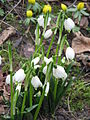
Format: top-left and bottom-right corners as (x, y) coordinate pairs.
(0, 56), (2, 65)
(31, 76), (42, 89)
(28, 0), (35, 4)
(77, 2), (84, 10)
(44, 29), (53, 39)
(64, 18), (75, 31)
(26, 10), (33, 18)
(66, 47), (75, 60)
(31, 57), (40, 65)
(43, 5), (52, 14)
(14, 69), (26, 83)
(61, 3), (67, 11)
(53, 65), (67, 79)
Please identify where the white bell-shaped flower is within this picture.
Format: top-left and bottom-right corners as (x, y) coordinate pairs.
(64, 18), (75, 31)
(31, 76), (42, 89)
(44, 29), (53, 39)
(53, 65), (67, 79)
(0, 56), (2, 65)
(37, 15), (44, 28)
(34, 65), (41, 69)
(43, 66), (47, 75)
(45, 82), (49, 96)
(5, 75), (14, 85)
(37, 15), (51, 28)
(31, 57), (40, 65)
(66, 47), (75, 60)
(35, 29), (41, 36)
(44, 57), (53, 65)
(14, 69), (26, 83)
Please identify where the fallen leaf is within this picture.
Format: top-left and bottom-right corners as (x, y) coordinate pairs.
(80, 16), (89, 28)
(0, 27), (16, 45)
(72, 32), (90, 54)
(76, 53), (90, 67)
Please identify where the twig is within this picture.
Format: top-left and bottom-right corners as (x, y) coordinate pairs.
(68, 0), (77, 8)
(7, 1), (23, 20)
(0, 20), (17, 31)
(67, 96), (71, 112)
(0, 0), (22, 25)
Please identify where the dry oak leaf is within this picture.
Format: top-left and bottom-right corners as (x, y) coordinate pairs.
(72, 32), (90, 54)
(0, 27), (16, 45)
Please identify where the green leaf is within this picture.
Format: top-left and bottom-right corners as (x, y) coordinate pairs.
(24, 104), (38, 113)
(81, 10), (89, 16)
(0, 8), (4, 16)
(24, 18), (30, 26)
(67, 8), (77, 12)
(72, 26), (80, 32)
(30, 17), (36, 24)
(27, 4), (32, 10)
(74, 11), (79, 18)
(32, 2), (41, 13)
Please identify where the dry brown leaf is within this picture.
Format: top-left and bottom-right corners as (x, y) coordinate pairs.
(72, 32), (90, 54)
(76, 53), (90, 67)
(0, 27), (16, 45)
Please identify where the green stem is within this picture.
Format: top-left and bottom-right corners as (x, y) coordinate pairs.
(46, 34), (55, 57)
(46, 12), (61, 58)
(54, 79), (58, 102)
(8, 43), (14, 120)
(30, 80), (32, 107)
(34, 86), (46, 120)
(21, 91), (27, 119)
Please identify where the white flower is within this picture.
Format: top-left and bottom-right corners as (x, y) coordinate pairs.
(37, 15), (51, 28)
(5, 75), (14, 85)
(43, 66), (47, 75)
(44, 29), (53, 39)
(53, 65), (67, 79)
(31, 57), (40, 65)
(0, 56), (2, 65)
(35, 29), (41, 36)
(47, 17), (51, 26)
(66, 47), (75, 60)
(44, 57), (53, 65)
(31, 76), (42, 89)
(14, 69), (26, 83)
(45, 82), (49, 96)
(37, 15), (44, 28)
(64, 18), (75, 31)
(34, 65), (41, 69)
(16, 84), (21, 93)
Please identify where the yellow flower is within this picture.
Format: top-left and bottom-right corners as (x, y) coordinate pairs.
(26, 10), (33, 17)
(61, 3), (67, 11)
(43, 5), (52, 14)
(28, 0), (35, 4)
(77, 2), (84, 10)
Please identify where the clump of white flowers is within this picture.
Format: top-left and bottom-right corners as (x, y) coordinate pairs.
(31, 76), (42, 90)
(64, 18), (75, 31)
(66, 47), (75, 60)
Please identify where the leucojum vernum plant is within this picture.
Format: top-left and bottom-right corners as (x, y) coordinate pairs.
(0, 1), (89, 120)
